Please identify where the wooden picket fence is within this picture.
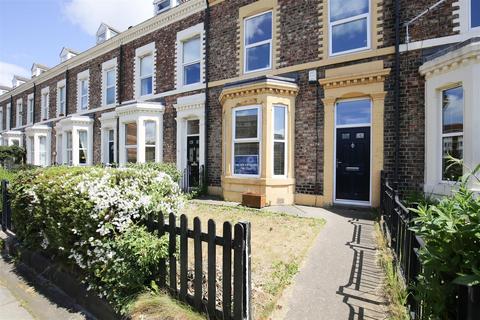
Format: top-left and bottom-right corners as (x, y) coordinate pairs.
(146, 212), (252, 320)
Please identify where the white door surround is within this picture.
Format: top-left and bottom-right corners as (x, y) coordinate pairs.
(174, 93), (205, 172)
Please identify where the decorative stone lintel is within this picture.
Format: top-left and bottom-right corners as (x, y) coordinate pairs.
(319, 68), (391, 89)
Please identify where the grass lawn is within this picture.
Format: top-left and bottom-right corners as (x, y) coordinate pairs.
(184, 201), (325, 319)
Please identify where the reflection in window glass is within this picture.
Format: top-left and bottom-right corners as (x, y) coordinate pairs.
(442, 86), (463, 181)
(336, 99), (371, 125)
(187, 120), (200, 135)
(78, 131), (88, 164)
(235, 108), (258, 139)
(329, 0), (369, 55)
(145, 121), (156, 162)
(233, 107), (261, 176)
(273, 106), (286, 176)
(244, 12), (272, 72)
(140, 55), (153, 96)
(125, 123), (137, 163)
(472, 0), (480, 28)
(183, 37), (201, 85)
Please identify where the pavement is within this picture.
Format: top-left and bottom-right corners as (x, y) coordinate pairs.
(0, 234), (86, 320)
(266, 205), (389, 320)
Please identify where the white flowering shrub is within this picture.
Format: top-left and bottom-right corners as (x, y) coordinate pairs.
(10, 165), (183, 312)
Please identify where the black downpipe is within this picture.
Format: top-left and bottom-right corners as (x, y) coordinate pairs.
(394, 0), (401, 187)
(117, 44), (124, 164)
(65, 69), (69, 117)
(204, 0), (210, 190)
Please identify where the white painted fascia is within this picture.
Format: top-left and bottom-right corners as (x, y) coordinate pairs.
(134, 42), (156, 100)
(175, 23), (205, 90)
(76, 69), (90, 112)
(101, 57), (118, 107)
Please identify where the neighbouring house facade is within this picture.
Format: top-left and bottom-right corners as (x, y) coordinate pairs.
(0, 0), (479, 207)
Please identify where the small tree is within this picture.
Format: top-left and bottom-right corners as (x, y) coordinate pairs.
(0, 145), (26, 168)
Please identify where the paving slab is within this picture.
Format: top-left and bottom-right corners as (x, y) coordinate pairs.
(267, 205), (389, 320)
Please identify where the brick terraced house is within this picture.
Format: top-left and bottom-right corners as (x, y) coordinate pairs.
(0, 0), (479, 207)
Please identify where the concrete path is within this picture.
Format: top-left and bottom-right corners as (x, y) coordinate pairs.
(266, 205), (389, 320)
(0, 251), (86, 320)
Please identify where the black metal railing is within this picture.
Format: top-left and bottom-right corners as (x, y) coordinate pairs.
(380, 172), (480, 320)
(180, 165), (206, 194)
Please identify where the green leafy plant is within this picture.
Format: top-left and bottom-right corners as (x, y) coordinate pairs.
(0, 145), (26, 168)
(9, 165), (184, 312)
(410, 159), (480, 319)
(126, 162), (182, 183)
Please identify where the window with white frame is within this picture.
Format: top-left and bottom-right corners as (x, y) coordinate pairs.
(154, 0), (175, 14)
(28, 136), (34, 164)
(125, 122), (137, 163)
(329, 0), (370, 55)
(39, 135), (47, 166)
(6, 103), (11, 130)
(244, 11), (272, 73)
(140, 55), (153, 96)
(145, 121), (156, 162)
(273, 105), (287, 176)
(78, 130), (88, 164)
(102, 58), (117, 106)
(233, 106), (261, 176)
(41, 88), (49, 120)
(27, 94), (34, 124)
(0, 109), (3, 131)
(57, 134), (63, 164)
(182, 36), (201, 85)
(441, 86), (464, 181)
(66, 131), (73, 165)
(57, 80), (66, 116)
(16, 99), (22, 127)
(472, 0), (480, 29)
(77, 70), (89, 111)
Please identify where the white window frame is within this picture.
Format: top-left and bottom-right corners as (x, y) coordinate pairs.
(16, 99), (23, 128)
(328, 0), (371, 56)
(57, 134), (63, 164)
(134, 42), (155, 99)
(232, 105), (262, 178)
(6, 103), (11, 131)
(78, 130), (88, 165)
(144, 120), (157, 162)
(0, 109), (3, 131)
(57, 79), (66, 117)
(272, 105), (287, 178)
(176, 23), (204, 89)
(77, 69), (90, 112)
(66, 131), (73, 165)
(27, 93), (34, 125)
(41, 87), (50, 120)
(102, 58), (117, 107)
(440, 85), (464, 182)
(244, 11), (273, 74)
(25, 125), (51, 167)
(124, 122), (138, 163)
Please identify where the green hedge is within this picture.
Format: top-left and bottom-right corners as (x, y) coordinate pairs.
(126, 162), (182, 183)
(10, 166), (184, 312)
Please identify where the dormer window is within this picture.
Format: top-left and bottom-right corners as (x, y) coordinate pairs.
(154, 0), (178, 15)
(96, 23), (120, 45)
(97, 32), (106, 43)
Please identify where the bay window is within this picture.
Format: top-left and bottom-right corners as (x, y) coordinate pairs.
(6, 104), (10, 131)
(233, 107), (261, 176)
(329, 0), (370, 55)
(39, 136), (47, 166)
(0, 109), (3, 131)
(78, 130), (88, 165)
(182, 36), (201, 85)
(28, 137), (34, 164)
(244, 11), (272, 73)
(57, 134), (63, 164)
(107, 129), (115, 164)
(125, 122), (137, 163)
(441, 86), (464, 181)
(273, 105), (287, 176)
(66, 131), (73, 165)
(145, 121), (156, 162)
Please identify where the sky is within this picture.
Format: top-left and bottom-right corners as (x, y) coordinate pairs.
(0, 0), (154, 88)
